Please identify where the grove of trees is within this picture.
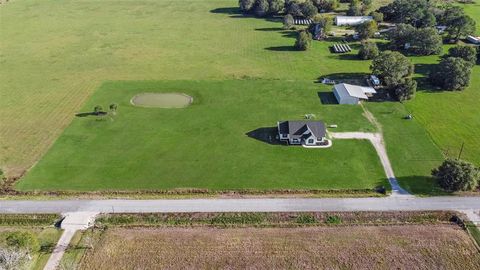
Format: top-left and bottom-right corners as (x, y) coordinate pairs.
(389, 24), (442, 55)
(240, 0), (340, 18)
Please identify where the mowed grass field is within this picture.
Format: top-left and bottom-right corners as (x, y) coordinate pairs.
(17, 80), (387, 191)
(1, 0), (479, 192)
(405, 2), (480, 165)
(79, 226), (480, 269)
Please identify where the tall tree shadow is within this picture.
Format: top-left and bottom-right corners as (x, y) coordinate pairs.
(210, 7), (241, 15)
(265, 46), (296, 52)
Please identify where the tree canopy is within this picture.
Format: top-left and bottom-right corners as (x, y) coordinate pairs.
(389, 24), (442, 55)
(294, 30), (312, 51)
(440, 5), (477, 41)
(429, 57), (473, 91)
(380, 0), (436, 27)
(356, 20), (378, 40)
(432, 158), (479, 192)
(371, 51), (416, 100)
(447, 45), (478, 65)
(358, 41), (379, 60)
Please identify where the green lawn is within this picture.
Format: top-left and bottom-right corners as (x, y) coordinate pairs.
(1, 0), (479, 193)
(17, 80), (387, 191)
(404, 2), (480, 166)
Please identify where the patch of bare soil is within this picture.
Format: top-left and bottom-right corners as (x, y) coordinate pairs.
(81, 225), (480, 269)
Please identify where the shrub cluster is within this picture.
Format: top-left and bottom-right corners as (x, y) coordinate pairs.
(432, 158), (479, 192)
(429, 45), (477, 91)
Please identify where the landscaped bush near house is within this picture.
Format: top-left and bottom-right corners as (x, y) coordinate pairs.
(432, 158), (479, 192)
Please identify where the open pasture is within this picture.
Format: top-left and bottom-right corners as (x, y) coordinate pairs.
(1, 0), (479, 193)
(17, 80), (387, 191)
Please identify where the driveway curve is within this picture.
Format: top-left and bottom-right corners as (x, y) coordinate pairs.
(330, 132), (410, 196)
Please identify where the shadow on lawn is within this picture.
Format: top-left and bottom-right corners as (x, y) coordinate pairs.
(75, 111), (107, 117)
(210, 7), (281, 23)
(265, 46), (296, 52)
(209, 7), (241, 15)
(317, 92), (338, 105)
(396, 175), (449, 196)
(255, 27), (283, 31)
(246, 127), (286, 146)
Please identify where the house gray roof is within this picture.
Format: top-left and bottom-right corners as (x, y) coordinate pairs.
(278, 121), (326, 139)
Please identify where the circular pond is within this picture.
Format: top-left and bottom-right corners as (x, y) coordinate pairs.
(130, 93), (192, 108)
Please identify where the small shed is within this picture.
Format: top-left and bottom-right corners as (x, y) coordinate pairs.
(333, 83), (376, 105)
(335, 16), (373, 26)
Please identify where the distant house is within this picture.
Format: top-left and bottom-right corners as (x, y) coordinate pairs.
(467, 35), (480, 44)
(333, 83), (376, 105)
(277, 121), (327, 146)
(335, 16), (373, 26)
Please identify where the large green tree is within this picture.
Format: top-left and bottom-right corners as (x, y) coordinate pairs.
(371, 51), (414, 88)
(371, 51), (416, 100)
(429, 57), (473, 91)
(312, 0), (338, 12)
(413, 27), (443, 55)
(389, 24), (442, 55)
(239, 0), (255, 12)
(380, 0), (436, 27)
(358, 41), (379, 60)
(432, 158), (479, 192)
(347, 0), (362, 16)
(356, 20), (378, 40)
(447, 45), (478, 66)
(440, 5), (476, 41)
(294, 30), (312, 51)
(300, 1), (318, 19)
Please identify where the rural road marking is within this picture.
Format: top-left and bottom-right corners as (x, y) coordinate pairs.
(330, 132), (411, 196)
(43, 212), (98, 270)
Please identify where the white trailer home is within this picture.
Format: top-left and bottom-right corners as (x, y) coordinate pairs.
(335, 16), (373, 26)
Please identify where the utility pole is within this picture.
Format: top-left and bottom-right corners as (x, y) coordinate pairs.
(457, 142), (464, 160)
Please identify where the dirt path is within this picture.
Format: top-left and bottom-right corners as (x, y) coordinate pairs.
(330, 132), (411, 196)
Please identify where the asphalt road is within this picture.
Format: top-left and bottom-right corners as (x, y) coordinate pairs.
(0, 197), (479, 214)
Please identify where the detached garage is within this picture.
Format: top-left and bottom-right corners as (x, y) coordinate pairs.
(333, 83), (376, 105)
